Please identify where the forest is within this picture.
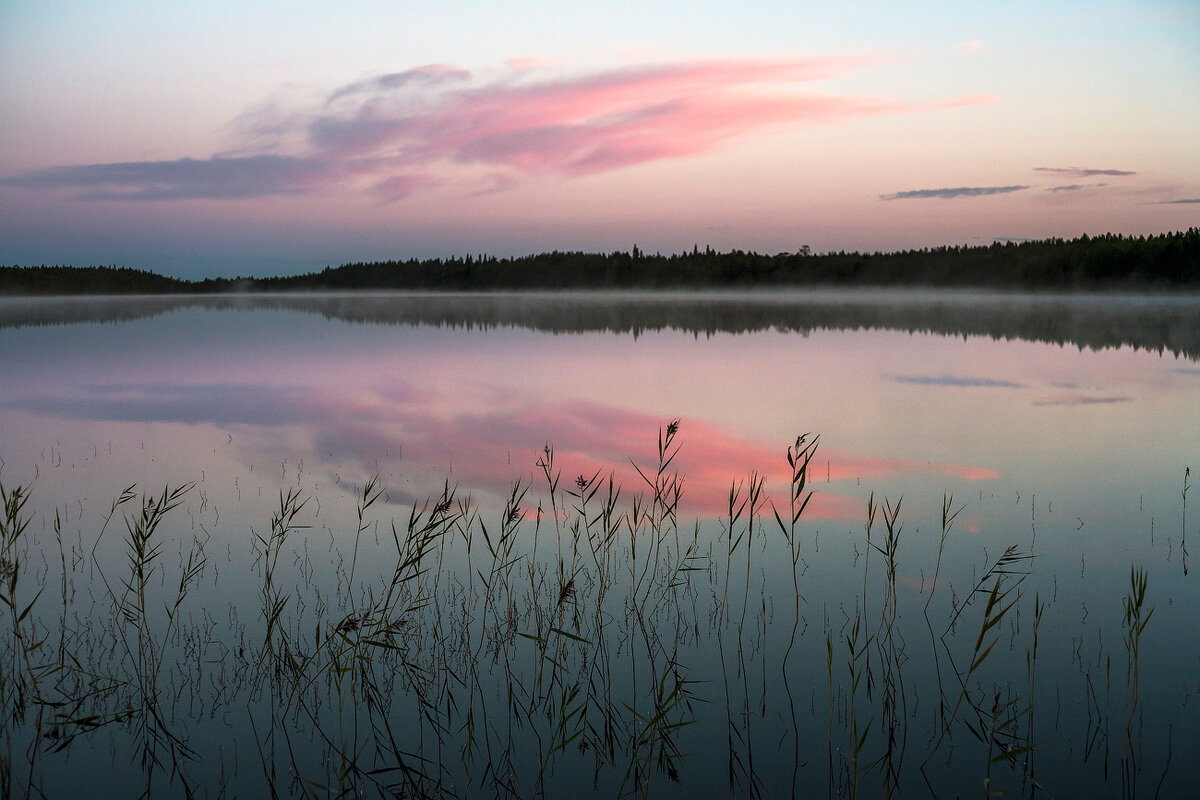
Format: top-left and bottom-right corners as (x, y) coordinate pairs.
(3, 228), (1198, 294)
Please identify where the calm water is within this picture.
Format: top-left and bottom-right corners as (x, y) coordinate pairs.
(0, 290), (1197, 798)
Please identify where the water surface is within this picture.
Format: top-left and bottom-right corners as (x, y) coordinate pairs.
(0, 290), (1196, 798)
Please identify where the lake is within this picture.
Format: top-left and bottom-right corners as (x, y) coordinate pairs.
(0, 290), (1197, 798)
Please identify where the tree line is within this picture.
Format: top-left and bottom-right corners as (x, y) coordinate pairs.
(3, 229), (1198, 294)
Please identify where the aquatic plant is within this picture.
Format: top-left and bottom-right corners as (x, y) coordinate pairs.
(0, 426), (1192, 798)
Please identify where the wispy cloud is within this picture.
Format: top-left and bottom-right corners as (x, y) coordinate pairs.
(1032, 394), (1133, 406)
(3, 57), (998, 202)
(324, 63), (472, 105)
(886, 374), (1025, 388)
(367, 173), (436, 203)
(1159, 198), (1200, 204)
(880, 185), (1028, 200)
(1033, 166), (1136, 178)
(1047, 182), (1107, 193)
(2, 155), (340, 201)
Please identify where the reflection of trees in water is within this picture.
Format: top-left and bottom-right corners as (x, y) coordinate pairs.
(2, 291), (1198, 360)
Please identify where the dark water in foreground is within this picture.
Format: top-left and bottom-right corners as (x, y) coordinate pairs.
(0, 290), (1196, 797)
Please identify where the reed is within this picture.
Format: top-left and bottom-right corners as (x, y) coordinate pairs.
(256, 487), (308, 665)
(1120, 565), (1154, 798)
(0, 480), (38, 799)
(0, 426), (1189, 798)
(772, 433), (817, 795)
(1182, 467), (1190, 575)
(1121, 566), (1153, 731)
(923, 543), (1034, 784)
(870, 496), (906, 795)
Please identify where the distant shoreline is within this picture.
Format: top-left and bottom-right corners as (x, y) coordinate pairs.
(2, 228), (1197, 295)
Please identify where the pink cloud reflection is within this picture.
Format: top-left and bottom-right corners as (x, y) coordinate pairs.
(14, 375), (999, 519)
(304, 391), (998, 519)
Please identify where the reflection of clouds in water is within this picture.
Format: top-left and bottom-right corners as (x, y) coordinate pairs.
(311, 397), (999, 510)
(6, 379), (998, 519)
(5, 382), (330, 426)
(313, 401), (793, 514)
(6, 379), (437, 427)
(1032, 395), (1133, 406)
(886, 374), (1025, 388)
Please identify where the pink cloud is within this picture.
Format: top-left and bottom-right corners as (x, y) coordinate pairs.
(318, 57), (907, 176)
(6, 56), (996, 202)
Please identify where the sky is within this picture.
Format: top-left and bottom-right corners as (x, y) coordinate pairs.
(1, 0), (1198, 279)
